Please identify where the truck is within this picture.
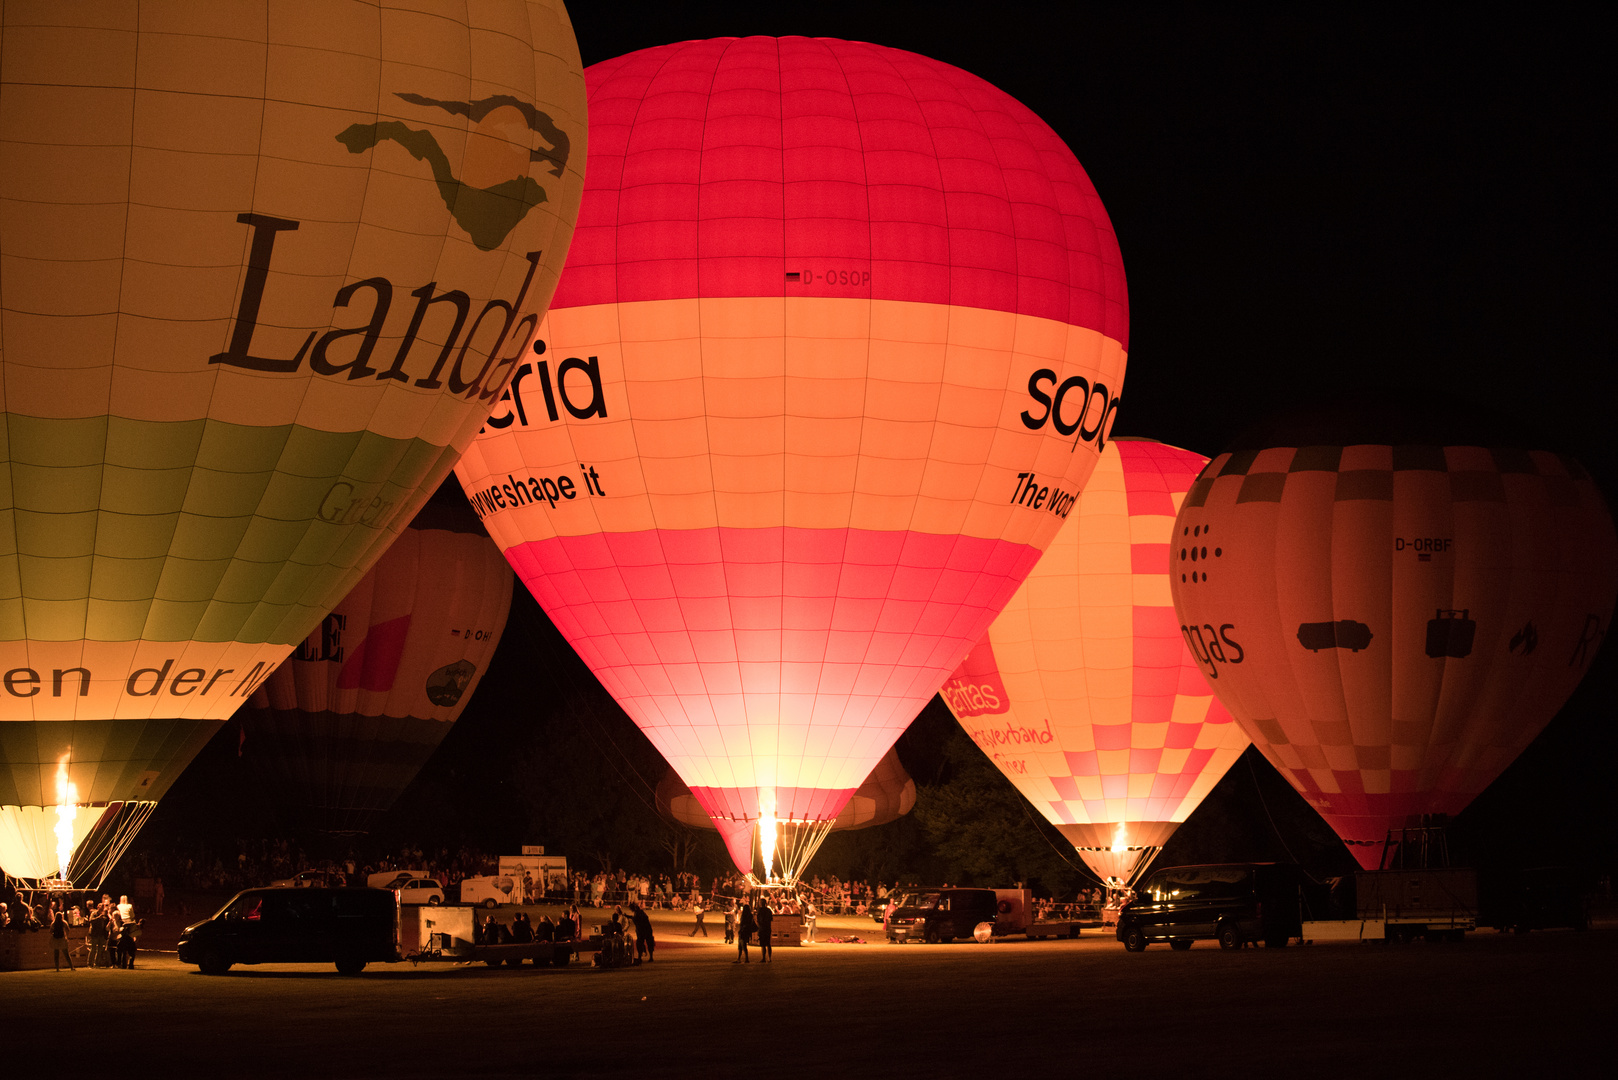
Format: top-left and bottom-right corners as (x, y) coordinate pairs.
(1355, 868), (1477, 943)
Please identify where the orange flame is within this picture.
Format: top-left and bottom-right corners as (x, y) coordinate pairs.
(758, 789), (779, 883)
(53, 754), (78, 881)
(1110, 822), (1129, 853)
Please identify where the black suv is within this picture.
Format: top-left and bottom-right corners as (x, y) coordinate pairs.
(177, 887), (399, 974)
(1117, 863), (1302, 951)
(884, 888), (998, 943)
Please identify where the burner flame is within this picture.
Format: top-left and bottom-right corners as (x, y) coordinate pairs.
(53, 754), (78, 881)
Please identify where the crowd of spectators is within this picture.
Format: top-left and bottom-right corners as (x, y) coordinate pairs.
(0, 888), (143, 969)
(107, 837), (1103, 920)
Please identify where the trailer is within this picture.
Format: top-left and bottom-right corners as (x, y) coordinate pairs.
(399, 905), (599, 968)
(1356, 868), (1477, 942)
(995, 889), (1086, 939)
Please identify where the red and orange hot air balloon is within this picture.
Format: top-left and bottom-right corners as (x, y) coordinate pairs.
(1170, 411), (1618, 869)
(456, 37), (1129, 881)
(242, 490), (513, 833)
(942, 438), (1249, 885)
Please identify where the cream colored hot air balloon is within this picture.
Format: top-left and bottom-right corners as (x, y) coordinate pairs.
(942, 438), (1250, 886)
(0, 1), (585, 885)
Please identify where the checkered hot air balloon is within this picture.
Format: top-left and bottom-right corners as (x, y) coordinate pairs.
(1170, 411), (1618, 870)
(942, 438), (1249, 886)
(0, 0), (585, 884)
(456, 37), (1129, 882)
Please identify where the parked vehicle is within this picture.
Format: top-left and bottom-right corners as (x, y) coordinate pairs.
(178, 886), (600, 976)
(366, 870), (427, 890)
(396, 878), (445, 905)
(459, 875), (517, 909)
(269, 869), (343, 889)
(885, 888), (999, 943)
(1358, 868), (1476, 942)
(994, 888), (1085, 939)
(1117, 863), (1303, 951)
(177, 887), (400, 975)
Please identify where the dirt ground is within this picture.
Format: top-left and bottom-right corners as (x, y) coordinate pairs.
(5, 907), (1609, 1077)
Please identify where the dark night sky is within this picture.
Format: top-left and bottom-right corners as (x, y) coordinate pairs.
(169, 4), (1617, 877)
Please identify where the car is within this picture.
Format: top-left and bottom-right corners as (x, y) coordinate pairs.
(367, 870), (427, 890)
(396, 878), (445, 905)
(1116, 862), (1303, 951)
(460, 875), (516, 909)
(884, 888), (999, 943)
(177, 887), (400, 975)
(270, 869), (343, 889)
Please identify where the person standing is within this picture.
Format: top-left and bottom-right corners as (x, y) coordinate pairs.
(630, 903), (655, 962)
(804, 900), (818, 944)
(689, 901), (708, 937)
(50, 905), (75, 971)
(86, 903), (109, 967)
(756, 899), (774, 963)
(734, 902), (755, 963)
(116, 915), (138, 968)
(724, 901), (736, 945)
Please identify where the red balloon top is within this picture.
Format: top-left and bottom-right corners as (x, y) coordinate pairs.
(552, 36), (1127, 347)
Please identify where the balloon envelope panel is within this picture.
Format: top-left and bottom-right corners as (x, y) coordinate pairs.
(1171, 442), (1618, 868)
(942, 438), (1249, 883)
(0, 0), (585, 818)
(457, 37), (1129, 839)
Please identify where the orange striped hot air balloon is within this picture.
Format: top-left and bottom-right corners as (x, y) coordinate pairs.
(1170, 409), (1618, 869)
(942, 438), (1249, 885)
(456, 37), (1129, 881)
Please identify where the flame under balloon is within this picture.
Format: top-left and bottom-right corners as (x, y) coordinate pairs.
(53, 755), (78, 881)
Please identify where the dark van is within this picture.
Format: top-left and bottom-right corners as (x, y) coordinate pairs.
(884, 888), (999, 943)
(177, 887), (399, 975)
(1117, 863), (1302, 951)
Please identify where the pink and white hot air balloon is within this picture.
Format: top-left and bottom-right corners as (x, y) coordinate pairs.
(456, 37), (1129, 881)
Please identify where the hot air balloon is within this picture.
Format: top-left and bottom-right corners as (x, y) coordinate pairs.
(941, 438), (1249, 885)
(658, 745), (916, 844)
(0, 1), (585, 886)
(456, 37), (1129, 882)
(1169, 409), (1618, 870)
(241, 488), (513, 833)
